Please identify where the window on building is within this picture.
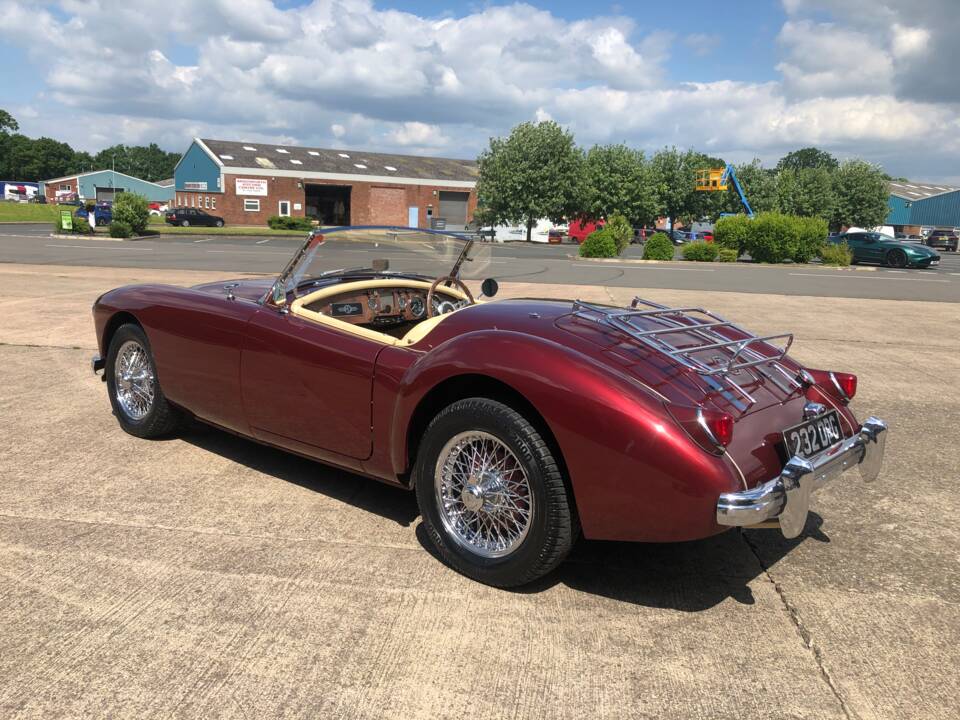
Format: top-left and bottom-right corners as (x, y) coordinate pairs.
(278, 200), (291, 217)
(211, 197), (216, 210)
(244, 199), (260, 212)
(59, 183), (71, 191)
(205, 196), (210, 209)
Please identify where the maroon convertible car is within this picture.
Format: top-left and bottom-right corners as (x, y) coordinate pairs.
(92, 227), (887, 586)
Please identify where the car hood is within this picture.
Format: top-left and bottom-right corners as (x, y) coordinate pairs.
(191, 277), (274, 302)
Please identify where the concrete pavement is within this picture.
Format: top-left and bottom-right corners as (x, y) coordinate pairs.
(0, 263), (957, 719)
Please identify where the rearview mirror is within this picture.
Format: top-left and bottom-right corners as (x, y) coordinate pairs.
(481, 278), (499, 298)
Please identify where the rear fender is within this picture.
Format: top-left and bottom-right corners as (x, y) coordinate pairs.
(387, 330), (741, 542)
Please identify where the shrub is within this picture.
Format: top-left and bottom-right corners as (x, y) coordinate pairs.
(681, 241), (719, 262)
(714, 214), (751, 254)
(112, 193), (150, 235)
(579, 228), (618, 258)
(109, 220), (132, 238)
(604, 213), (633, 255)
(820, 242), (852, 266)
(54, 216), (92, 234)
(717, 247), (739, 262)
(268, 215), (314, 231)
(643, 232), (674, 260)
(793, 215), (829, 263)
(745, 212), (799, 263)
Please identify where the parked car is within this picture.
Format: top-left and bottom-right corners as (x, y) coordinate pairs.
(91, 226), (888, 587)
(923, 229), (959, 252)
(832, 231), (941, 268)
(165, 207), (225, 227)
(568, 218), (603, 244)
(76, 203), (112, 226)
(636, 227), (660, 242)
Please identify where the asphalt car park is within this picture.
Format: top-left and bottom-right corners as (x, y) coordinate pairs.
(0, 262), (957, 719)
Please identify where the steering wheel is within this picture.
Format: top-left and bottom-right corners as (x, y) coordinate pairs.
(426, 276), (475, 318)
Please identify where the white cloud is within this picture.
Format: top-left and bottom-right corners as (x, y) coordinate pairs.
(0, 0), (959, 180)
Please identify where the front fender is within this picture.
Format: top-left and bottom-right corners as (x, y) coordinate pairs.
(383, 330), (742, 542)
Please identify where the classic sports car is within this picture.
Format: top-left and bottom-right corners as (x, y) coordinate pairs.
(92, 227), (888, 587)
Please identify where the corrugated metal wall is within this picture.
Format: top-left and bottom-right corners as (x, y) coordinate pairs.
(886, 195), (912, 225)
(909, 190), (960, 227)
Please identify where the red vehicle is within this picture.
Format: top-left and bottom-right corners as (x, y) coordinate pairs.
(568, 218), (603, 243)
(91, 227), (888, 587)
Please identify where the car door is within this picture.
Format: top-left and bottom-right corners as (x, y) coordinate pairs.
(240, 307), (383, 460)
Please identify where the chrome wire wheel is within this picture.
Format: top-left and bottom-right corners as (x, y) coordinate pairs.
(114, 339), (155, 420)
(434, 431), (534, 559)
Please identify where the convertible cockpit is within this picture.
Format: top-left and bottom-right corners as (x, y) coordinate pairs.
(290, 279), (473, 344)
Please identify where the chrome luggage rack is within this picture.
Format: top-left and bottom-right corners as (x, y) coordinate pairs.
(571, 297), (801, 407)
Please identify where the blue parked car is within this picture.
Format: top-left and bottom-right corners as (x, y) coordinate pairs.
(76, 203), (112, 226)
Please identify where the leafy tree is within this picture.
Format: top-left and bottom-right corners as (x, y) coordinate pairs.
(776, 167), (835, 221)
(0, 109), (18, 133)
(831, 159), (889, 229)
(476, 121), (583, 241)
(93, 143), (179, 182)
(0, 135), (78, 181)
(604, 214), (633, 255)
(581, 144), (657, 226)
(649, 148), (724, 229)
(111, 192), (150, 235)
(719, 160), (777, 215)
(776, 147), (838, 172)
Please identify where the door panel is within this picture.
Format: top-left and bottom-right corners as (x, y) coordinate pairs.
(241, 309), (381, 459)
(144, 290), (258, 433)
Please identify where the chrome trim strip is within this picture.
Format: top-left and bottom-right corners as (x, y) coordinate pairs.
(716, 416), (887, 538)
(829, 371), (850, 401)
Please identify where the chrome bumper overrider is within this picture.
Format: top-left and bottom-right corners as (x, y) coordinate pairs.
(717, 417), (888, 539)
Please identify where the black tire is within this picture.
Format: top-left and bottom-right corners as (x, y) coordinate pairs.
(105, 323), (181, 438)
(887, 249), (907, 268)
(181, 219), (190, 227)
(215, 220), (224, 227)
(414, 398), (578, 587)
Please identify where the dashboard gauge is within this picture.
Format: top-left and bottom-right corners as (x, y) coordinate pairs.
(367, 294), (379, 311)
(398, 295), (407, 311)
(410, 296), (425, 318)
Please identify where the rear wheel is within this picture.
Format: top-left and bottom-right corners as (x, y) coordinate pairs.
(415, 398), (578, 587)
(886, 249), (907, 268)
(105, 323), (180, 438)
(181, 219), (190, 227)
(215, 220), (224, 227)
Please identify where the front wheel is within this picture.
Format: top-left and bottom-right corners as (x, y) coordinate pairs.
(105, 323), (181, 438)
(886, 249), (907, 268)
(415, 398), (578, 587)
(215, 220), (224, 227)
(181, 219), (190, 227)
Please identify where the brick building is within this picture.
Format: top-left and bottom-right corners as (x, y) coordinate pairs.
(173, 138), (478, 229)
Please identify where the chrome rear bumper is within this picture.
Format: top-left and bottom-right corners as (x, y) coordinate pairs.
(717, 417), (887, 538)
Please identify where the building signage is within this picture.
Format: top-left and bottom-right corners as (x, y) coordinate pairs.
(60, 210), (73, 231)
(235, 178), (268, 196)
(184, 181), (207, 191)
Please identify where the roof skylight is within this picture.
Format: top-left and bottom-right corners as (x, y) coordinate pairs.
(290, 159), (302, 165)
(243, 145), (257, 151)
(218, 154), (234, 160)
(354, 163), (368, 169)
(308, 151), (320, 156)
(338, 153), (350, 158)
(384, 165), (397, 171)
(276, 148), (289, 154)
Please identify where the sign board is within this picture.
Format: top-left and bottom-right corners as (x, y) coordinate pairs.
(60, 210), (73, 231)
(293, 203), (302, 211)
(184, 181), (207, 191)
(235, 178), (268, 196)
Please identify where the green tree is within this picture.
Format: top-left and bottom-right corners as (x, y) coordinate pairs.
(111, 192), (150, 235)
(0, 135), (78, 181)
(831, 159), (890, 229)
(93, 143), (179, 182)
(776, 167), (835, 221)
(649, 148), (722, 230)
(719, 160), (777, 215)
(776, 147), (839, 172)
(0, 109), (18, 134)
(476, 121), (583, 242)
(581, 144), (657, 226)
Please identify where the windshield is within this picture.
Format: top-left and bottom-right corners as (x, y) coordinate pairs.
(268, 226), (492, 305)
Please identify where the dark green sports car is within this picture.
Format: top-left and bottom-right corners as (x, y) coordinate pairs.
(831, 231), (941, 268)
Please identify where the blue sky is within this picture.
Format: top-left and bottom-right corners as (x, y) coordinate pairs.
(1, 0), (958, 181)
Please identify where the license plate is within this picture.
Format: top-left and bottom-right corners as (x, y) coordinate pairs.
(930, 260), (940, 265)
(782, 410), (843, 459)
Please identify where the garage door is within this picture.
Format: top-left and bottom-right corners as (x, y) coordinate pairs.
(369, 187), (406, 226)
(438, 191), (469, 230)
(96, 187), (124, 202)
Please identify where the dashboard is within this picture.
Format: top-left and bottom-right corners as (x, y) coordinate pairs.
(304, 286), (467, 327)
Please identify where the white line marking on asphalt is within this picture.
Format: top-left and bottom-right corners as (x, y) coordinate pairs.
(205, 249), (291, 255)
(193, 238), (210, 243)
(256, 239), (270, 244)
(46, 243), (141, 250)
(886, 270), (907, 273)
(789, 273), (949, 283)
(572, 263), (715, 272)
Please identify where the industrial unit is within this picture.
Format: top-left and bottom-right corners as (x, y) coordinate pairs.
(173, 138), (478, 229)
(887, 180), (960, 233)
(41, 170), (174, 204)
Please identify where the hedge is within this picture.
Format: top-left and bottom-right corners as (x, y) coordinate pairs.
(605, 214), (632, 255)
(714, 212), (828, 264)
(53, 216), (92, 234)
(109, 221), (132, 238)
(112, 193), (150, 235)
(268, 215), (314, 231)
(681, 241), (718, 262)
(820, 242), (852, 266)
(643, 233), (674, 260)
(579, 228), (618, 258)
(717, 247), (739, 262)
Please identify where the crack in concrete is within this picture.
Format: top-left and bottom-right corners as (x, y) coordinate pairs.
(740, 531), (859, 720)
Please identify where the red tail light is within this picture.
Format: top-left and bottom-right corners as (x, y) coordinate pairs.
(805, 368), (857, 402)
(667, 404), (734, 455)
